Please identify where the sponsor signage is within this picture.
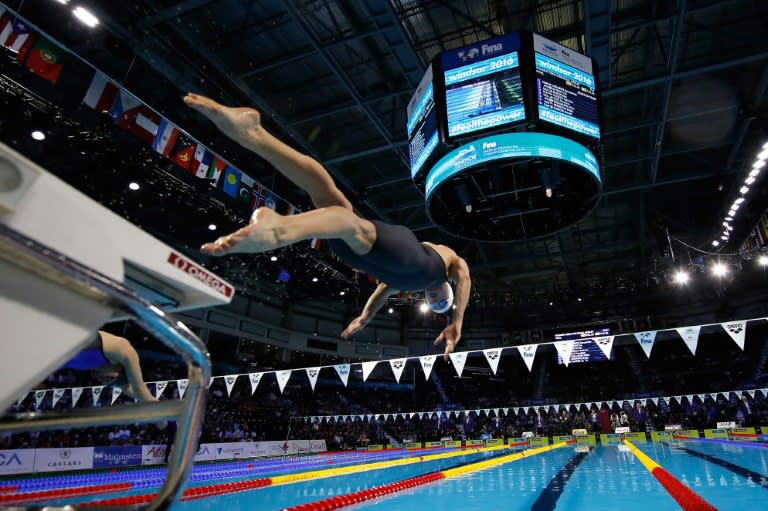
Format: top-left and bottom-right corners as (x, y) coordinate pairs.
(651, 431), (673, 443)
(529, 437), (549, 448)
(142, 445), (167, 465)
(0, 449), (35, 475)
(34, 447), (94, 472)
(443, 440), (461, 448)
(167, 252), (234, 298)
(93, 446), (142, 468)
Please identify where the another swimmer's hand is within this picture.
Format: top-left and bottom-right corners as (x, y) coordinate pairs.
(341, 315), (369, 339)
(434, 323), (461, 361)
(183, 93), (264, 144)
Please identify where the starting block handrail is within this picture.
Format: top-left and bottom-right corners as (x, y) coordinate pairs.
(0, 222), (211, 511)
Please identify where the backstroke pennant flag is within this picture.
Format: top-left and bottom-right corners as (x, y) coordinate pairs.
(675, 326), (702, 355)
(634, 330), (657, 358)
(517, 344), (538, 372)
(71, 387), (83, 407)
(52, 388), (65, 408)
(91, 386), (103, 406)
(111, 386), (122, 405)
(177, 379), (189, 398)
(721, 320), (747, 350)
(155, 381), (168, 399)
(276, 370), (292, 394)
(419, 355), (437, 380)
(594, 336), (614, 359)
(389, 358), (407, 383)
(306, 367), (320, 391)
(333, 364), (350, 386)
(483, 348), (502, 375)
(248, 373), (263, 394)
(224, 375), (237, 397)
(361, 361), (378, 382)
(448, 352), (467, 377)
(554, 340), (575, 367)
(34, 390), (46, 409)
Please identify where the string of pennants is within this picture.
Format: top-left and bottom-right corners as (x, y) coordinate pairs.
(1, 6), (298, 218)
(296, 387), (768, 424)
(22, 316), (765, 411)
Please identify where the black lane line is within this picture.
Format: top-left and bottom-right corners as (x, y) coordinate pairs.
(531, 451), (590, 511)
(673, 446), (768, 489)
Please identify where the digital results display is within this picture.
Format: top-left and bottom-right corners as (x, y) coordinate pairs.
(534, 33), (600, 139)
(555, 327), (613, 365)
(441, 34), (525, 140)
(407, 64), (440, 178)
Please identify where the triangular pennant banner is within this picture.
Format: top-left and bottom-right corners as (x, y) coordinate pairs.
(111, 386), (123, 405)
(333, 364), (350, 387)
(675, 326), (701, 355)
(177, 379), (189, 399)
(721, 320), (746, 350)
(634, 331), (657, 358)
(52, 388), (65, 408)
(306, 367), (321, 391)
(593, 336), (615, 359)
(483, 348), (502, 374)
(361, 361), (378, 382)
(651, 397), (658, 406)
(92, 386), (103, 406)
(224, 375), (238, 397)
(207, 377), (215, 389)
(71, 387), (83, 407)
(276, 370), (292, 394)
(747, 389), (755, 398)
(34, 390), (46, 409)
(448, 352), (467, 377)
(419, 355), (437, 380)
(389, 358), (407, 383)
(409, 412), (416, 419)
(248, 373), (263, 394)
(710, 393), (718, 401)
(517, 344), (538, 372)
(554, 340), (575, 367)
(155, 381), (168, 399)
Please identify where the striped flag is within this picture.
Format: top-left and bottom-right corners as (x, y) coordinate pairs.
(82, 72), (119, 113)
(191, 145), (213, 177)
(152, 119), (180, 157)
(0, 9), (35, 59)
(206, 156), (227, 185)
(309, 238), (322, 250)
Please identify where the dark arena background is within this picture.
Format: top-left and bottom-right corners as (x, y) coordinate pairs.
(1, 1), (768, 510)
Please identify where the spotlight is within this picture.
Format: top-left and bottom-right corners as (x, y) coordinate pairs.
(711, 262), (728, 277)
(735, 197), (745, 205)
(577, 297), (582, 302)
(419, 302), (429, 313)
(711, 240), (720, 246)
(55, 1), (70, 5)
(387, 307), (393, 314)
(208, 224), (217, 231)
(128, 182), (140, 191)
(31, 131), (45, 141)
(745, 176), (755, 185)
(312, 277), (318, 282)
(549, 302), (553, 306)
(673, 270), (689, 285)
(339, 291), (345, 296)
(749, 167), (762, 177)
(725, 216), (733, 222)
(740, 185), (749, 194)
(758, 255), (768, 266)
(73, 6), (99, 27)
(722, 221), (730, 227)
(270, 255), (278, 262)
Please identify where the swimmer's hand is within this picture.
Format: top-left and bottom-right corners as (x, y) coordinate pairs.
(434, 323), (461, 361)
(183, 93), (264, 144)
(341, 314), (370, 339)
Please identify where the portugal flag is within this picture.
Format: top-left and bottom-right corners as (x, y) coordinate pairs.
(24, 35), (65, 84)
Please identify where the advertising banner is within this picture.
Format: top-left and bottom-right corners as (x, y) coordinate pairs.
(600, 433), (622, 446)
(93, 446), (142, 468)
(141, 445), (167, 465)
(193, 444), (216, 462)
(0, 449), (35, 475)
(704, 429), (729, 439)
(507, 437), (527, 447)
(528, 437), (549, 448)
(485, 438), (503, 447)
(465, 439), (483, 447)
(623, 432), (646, 443)
(650, 431), (673, 443)
(442, 440), (461, 448)
(34, 447), (94, 472)
(405, 442), (422, 450)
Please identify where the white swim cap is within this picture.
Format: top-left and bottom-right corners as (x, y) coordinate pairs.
(425, 282), (454, 313)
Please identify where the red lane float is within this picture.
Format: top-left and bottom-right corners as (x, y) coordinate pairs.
(0, 483), (132, 505)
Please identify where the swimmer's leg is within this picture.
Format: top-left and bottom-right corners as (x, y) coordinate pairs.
(201, 205), (377, 256)
(99, 331), (156, 404)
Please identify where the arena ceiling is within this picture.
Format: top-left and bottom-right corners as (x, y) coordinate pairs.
(3, 0), (768, 324)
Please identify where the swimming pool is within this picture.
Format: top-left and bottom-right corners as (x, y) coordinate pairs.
(2, 440), (766, 509)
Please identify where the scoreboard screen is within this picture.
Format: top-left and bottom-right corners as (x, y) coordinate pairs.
(533, 33), (600, 140)
(407, 64), (440, 178)
(441, 34), (526, 140)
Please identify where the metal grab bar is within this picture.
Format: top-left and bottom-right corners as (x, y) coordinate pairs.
(0, 222), (211, 511)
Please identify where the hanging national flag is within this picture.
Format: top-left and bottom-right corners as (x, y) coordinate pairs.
(237, 173), (254, 203)
(0, 12), (35, 59)
(192, 145), (213, 177)
(222, 166), (242, 198)
(206, 156), (227, 185)
(82, 72), (120, 113)
(23, 34), (65, 83)
(309, 238), (322, 250)
(129, 107), (163, 145)
(109, 89), (144, 129)
(171, 135), (196, 172)
(152, 119), (180, 157)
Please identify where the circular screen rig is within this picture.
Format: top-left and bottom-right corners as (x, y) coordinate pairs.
(424, 132), (601, 241)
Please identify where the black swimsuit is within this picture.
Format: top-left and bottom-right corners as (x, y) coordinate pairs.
(327, 220), (448, 291)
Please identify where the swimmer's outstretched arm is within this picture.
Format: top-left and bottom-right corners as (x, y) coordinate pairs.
(341, 283), (399, 339)
(183, 93), (350, 210)
(433, 253), (471, 361)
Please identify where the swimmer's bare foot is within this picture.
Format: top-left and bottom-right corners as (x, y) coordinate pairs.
(183, 93), (264, 145)
(201, 208), (285, 256)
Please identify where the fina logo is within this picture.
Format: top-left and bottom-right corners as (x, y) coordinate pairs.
(543, 43), (559, 54)
(458, 47), (480, 61)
